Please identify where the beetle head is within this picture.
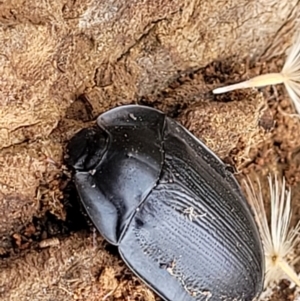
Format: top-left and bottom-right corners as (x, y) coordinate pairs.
(67, 127), (108, 171)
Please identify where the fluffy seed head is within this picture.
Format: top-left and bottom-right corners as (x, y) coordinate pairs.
(213, 31), (300, 114)
(281, 31), (300, 114)
(243, 175), (300, 288)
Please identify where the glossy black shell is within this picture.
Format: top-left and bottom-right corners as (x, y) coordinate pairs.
(67, 105), (264, 301)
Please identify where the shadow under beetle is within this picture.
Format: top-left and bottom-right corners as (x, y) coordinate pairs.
(67, 105), (264, 301)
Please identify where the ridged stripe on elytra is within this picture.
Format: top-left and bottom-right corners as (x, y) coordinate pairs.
(131, 185), (258, 299)
(161, 154), (261, 275)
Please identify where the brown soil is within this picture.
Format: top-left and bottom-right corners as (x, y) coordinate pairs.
(1, 1), (300, 301)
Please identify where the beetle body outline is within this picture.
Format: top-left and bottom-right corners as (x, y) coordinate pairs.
(67, 105), (265, 301)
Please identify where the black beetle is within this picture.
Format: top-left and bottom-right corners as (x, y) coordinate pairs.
(67, 105), (264, 301)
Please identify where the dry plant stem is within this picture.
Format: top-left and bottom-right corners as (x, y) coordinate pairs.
(213, 73), (285, 94)
(243, 175), (300, 288)
(278, 259), (300, 287)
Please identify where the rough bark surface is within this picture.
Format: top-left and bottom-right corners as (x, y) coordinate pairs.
(1, 0), (300, 300)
